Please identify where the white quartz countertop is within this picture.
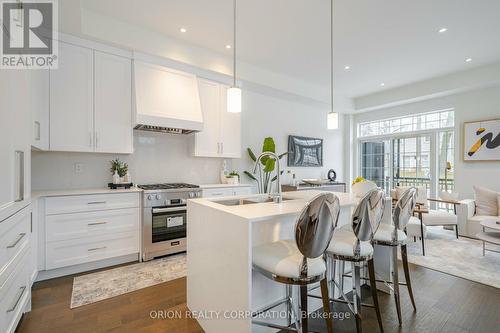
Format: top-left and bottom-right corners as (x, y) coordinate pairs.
(189, 190), (359, 222)
(32, 187), (143, 198)
(199, 183), (253, 189)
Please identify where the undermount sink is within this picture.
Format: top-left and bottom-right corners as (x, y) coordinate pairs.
(214, 196), (293, 206)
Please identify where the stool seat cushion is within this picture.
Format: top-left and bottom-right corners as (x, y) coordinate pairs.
(422, 210), (457, 226)
(373, 223), (407, 245)
(326, 229), (374, 259)
(253, 240), (326, 279)
(406, 217), (427, 238)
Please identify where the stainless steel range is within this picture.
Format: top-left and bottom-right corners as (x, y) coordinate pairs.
(138, 183), (202, 261)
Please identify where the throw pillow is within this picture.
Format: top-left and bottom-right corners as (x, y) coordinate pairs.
(473, 186), (498, 216)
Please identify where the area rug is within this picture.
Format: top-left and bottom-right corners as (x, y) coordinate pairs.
(70, 253), (186, 308)
(404, 227), (500, 289)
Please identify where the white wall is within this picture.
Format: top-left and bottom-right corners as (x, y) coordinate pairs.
(32, 88), (344, 190)
(350, 84), (500, 198)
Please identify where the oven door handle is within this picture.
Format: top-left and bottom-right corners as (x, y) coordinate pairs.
(152, 207), (186, 214)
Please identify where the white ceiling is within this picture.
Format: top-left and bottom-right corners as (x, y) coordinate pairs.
(77, 0), (500, 99)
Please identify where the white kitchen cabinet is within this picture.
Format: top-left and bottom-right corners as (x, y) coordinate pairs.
(201, 185), (252, 198)
(40, 192), (140, 273)
(194, 79), (221, 157)
(30, 70), (49, 150)
(94, 51), (133, 154)
(194, 80), (241, 158)
(50, 41), (94, 152)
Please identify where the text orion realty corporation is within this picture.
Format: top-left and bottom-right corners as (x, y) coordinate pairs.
(1, 0), (58, 69)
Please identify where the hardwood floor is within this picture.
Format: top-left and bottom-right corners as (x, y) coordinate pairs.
(17, 261), (500, 333)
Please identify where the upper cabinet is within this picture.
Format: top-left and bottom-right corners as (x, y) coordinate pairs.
(94, 51), (133, 154)
(50, 42), (94, 152)
(194, 79), (241, 158)
(49, 40), (133, 154)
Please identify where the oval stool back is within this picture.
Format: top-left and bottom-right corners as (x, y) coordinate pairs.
(295, 192), (340, 277)
(393, 187), (418, 232)
(352, 189), (386, 242)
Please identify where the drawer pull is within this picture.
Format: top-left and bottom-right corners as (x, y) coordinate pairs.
(88, 246), (107, 252)
(6, 233), (26, 249)
(87, 201), (106, 205)
(87, 222), (107, 226)
(7, 286), (26, 313)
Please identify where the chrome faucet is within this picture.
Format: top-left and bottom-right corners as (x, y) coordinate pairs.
(253, 152), (282, 203)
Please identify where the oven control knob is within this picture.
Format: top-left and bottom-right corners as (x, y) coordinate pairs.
(147, 195), (153, 200)
(155, 194), (161, 200)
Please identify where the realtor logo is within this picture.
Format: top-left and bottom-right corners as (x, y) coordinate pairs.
(1, 0), (58, 68)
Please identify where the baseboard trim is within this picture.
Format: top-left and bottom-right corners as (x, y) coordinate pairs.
(36, 253), (139, 281)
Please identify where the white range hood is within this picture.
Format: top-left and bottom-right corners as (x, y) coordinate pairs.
(133, 59), (203, 134)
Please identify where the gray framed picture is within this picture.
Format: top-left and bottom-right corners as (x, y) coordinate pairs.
(288, 135), (323, 167)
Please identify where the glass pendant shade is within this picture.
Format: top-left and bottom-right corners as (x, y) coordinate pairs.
(327, 111), (339, 130)
(227, 86), (242, 113)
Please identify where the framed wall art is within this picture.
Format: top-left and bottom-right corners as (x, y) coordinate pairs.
(463, 118), (500, 161)
(287, 135), (323, 167)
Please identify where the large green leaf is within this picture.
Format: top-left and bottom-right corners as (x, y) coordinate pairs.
(271, 170), (285, 183)
(261, 137), (276, 166)
(243, 171), (258, 181)
(263, 158), (275, 173)
(247, 148), (256, 162)
(278, 152), (288, 159)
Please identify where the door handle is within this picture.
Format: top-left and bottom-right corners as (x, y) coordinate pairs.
(34, 121), (41, 141)
(87, 201), (106, 205)
(88, 246), (107, 252)
(87, 222), (107, 226)
(14, 151), (24, 202)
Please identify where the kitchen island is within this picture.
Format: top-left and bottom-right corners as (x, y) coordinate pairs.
(187, 190), (392, 333)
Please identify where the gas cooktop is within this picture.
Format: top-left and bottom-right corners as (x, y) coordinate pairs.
(137, 183), (200, 191)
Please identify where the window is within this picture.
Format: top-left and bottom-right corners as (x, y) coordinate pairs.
(359, 109), (454, 138)
(359, 109), (455, 208)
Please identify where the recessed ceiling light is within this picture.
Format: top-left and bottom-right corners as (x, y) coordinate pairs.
(179, 27), (187, 33)
(380, 83), (385, 87)
(438, 27), (448, 33)
(225, 44), (232, 49)
(465, 58), (472, 63)
(344, 65), (350, 70)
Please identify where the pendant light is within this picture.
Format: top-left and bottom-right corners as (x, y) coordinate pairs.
(327, 0), (339, 129)
(227, 0), (242, 113)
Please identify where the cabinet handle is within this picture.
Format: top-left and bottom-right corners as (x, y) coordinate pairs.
(95, 132), (99, 149)
(6, 233), (26, 249)
(89, 132), (93, 147)
(6, 286), (26, 313)
(34, 121), (41, 141)
(88, 246), (107, 252)
(87, 222), (107, 226)
(87, 201), (106, 205)
(14, 151), (24, 202)
(221, 142), (224, 155)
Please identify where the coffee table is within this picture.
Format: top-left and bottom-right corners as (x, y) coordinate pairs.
(476, 219), (500, 256)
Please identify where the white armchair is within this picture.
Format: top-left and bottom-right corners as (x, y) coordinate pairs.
(456, 199), (499, 238)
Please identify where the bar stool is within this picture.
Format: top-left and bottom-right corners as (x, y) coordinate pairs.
(325, 189), (386, 333)
(372, 187), (418, 326)
(252, 192), (341, 333)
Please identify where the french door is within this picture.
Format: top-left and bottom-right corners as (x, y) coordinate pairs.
(360, 133), (437, 198)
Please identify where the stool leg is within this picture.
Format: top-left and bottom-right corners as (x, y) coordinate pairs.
(338, 260), (345, 297)
(455, 225), (459, 239)
(392, 246), (402, 325)
(401, 244), (416, 311)
(300, 285), (308, 333)
(368, 259), (384, 333)
(353, 262), (362, 333)
(330, 257), (336, 299)
(286, 285), (292, 327)
(320, 278), (334, 333)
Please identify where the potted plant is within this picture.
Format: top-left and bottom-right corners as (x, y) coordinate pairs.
(227, 171), (240, 185)
(244, 137), (287, 194)
(110, 158), (128, 183)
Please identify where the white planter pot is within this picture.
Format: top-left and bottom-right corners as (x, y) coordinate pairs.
(351, 181), (377, 197)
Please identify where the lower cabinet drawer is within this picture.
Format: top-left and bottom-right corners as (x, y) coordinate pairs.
(45, 232), (139, 270)
(0, 250), (30, 333)
(45, 208), (139, 242)
(202, 188), (234, 198)
(0, 206), (31, 283)
(45, 193), (139, 215)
